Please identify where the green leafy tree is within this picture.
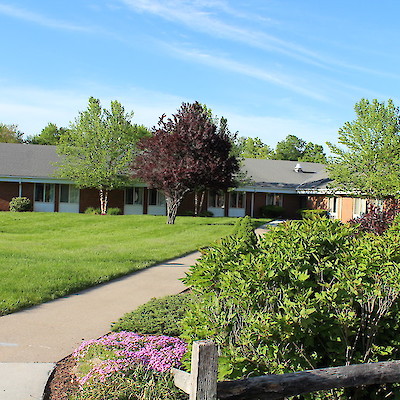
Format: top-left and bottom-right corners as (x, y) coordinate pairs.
(238, 136), (272, 159)
(0, 123), (24, 143)
(56, 97), (149, 214)
(274, 134), (306, 160)
(273, 134), (326, 162)
(327, 98), (400, 198)
(300, 142), (327, 163)
(28, 123), (68, 145)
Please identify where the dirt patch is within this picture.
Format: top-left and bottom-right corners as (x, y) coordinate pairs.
(43, 354), (79, 400)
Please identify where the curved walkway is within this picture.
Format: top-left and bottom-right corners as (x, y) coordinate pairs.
(0, 222), (274, 399)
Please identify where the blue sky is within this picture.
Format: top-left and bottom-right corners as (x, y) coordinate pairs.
(0, 1), (399, 150)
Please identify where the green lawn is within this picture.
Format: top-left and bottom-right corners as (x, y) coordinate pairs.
(0, 213), (268, 315)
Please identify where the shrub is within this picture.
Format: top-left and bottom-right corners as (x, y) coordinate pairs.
(299, 209), (328, 219)
(9, 197), (31, 212)
(111, 292), (194, 336)
(72, 332), (187, 400)
(260, 204), (284, 218)
(349, 202), (400, 235)
(84, 207), (101, 215)
(182, 217), (400, 398)
(198, 210), (213, 217)
(107, 207), (121, 215)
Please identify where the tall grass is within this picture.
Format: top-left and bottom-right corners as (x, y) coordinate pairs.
(0, 213), (265, 315)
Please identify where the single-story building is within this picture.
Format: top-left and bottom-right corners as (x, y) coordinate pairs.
(0, 143), (366, 221)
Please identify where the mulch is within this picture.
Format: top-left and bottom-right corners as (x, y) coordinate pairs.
(43, 354), (79, 400)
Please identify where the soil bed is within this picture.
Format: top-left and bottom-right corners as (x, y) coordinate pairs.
(44, 355), (79, 400)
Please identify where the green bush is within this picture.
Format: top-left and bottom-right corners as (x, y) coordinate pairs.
(182, 217), (400, 398)
(111, 292), (194, 336)
(84, 207), (101, 215)
(299, 208), (329, 219)
(9, 197), (31, 212)
(260, 204), (284, 218)
(107, 207), (121, 215)
(85, 207), (122, 215)
(198, 210), (213, 217)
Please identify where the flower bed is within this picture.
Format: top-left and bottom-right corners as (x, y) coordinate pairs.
(72, 332), (188, 400)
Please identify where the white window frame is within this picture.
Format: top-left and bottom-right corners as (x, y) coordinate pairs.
(60, 184), (79, 204)
(35, 183), (55, 203)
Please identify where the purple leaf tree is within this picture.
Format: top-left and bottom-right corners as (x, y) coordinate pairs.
(132, 102), (239, 224)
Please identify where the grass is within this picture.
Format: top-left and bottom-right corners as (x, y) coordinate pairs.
(0, 213), (269, 315)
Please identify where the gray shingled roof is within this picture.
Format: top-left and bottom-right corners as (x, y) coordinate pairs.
(241, 158), (330, 191)
(0, 143), (59, 178)
(0, 144), (331, 191)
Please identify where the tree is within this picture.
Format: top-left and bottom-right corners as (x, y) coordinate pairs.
(132, 101), (240, 224)
(0, 123), (24, 143)
(327, 98), (400, 198)
(238, 136), (273, 159)
(274, 134), (306, 160)
(273, 134), (326, 163)
(28, 123), (68, 145)
(300, 142), (327, 163)
(56, 97), (149, 214)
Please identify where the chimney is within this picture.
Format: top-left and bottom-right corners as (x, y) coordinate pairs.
(294, 163), (302, 173)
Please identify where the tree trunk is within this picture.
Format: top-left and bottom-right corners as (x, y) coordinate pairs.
(194, 191), (199, 216)
(194, 191), (206, 216)
(166, 194), (184, 224)
(99, 188), (109, 215)
(199, 191), (205, 214)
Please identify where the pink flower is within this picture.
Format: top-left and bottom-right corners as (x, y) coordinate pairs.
(73, 331), (187, 387)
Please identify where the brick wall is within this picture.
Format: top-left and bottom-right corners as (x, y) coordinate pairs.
(282, 194), (303, 218)
(79, 188), (124, 213)
(0, 182), (19, 211)
(253, 192), (267, 217)
(306, 195), (328, 210)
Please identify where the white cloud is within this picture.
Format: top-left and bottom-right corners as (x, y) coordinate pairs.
(0, 3), (91, 31)
(167, 45), (327, 101)
(119, 0), (326, 67)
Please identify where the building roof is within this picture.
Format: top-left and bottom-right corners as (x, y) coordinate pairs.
(0, 143), (59, 179)
(241, 158), (330, 192)
(0, 143), (331, 192)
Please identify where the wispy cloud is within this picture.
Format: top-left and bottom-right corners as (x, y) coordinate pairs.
(0, 3), (91, 32)
(166, 44), (327, 101)
(119, 0), (331, 69)
(119, 0), (395, 78)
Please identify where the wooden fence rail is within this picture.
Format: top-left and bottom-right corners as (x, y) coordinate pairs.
(172, 340), (400, 400)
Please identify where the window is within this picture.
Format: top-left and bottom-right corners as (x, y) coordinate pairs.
(60, 185), (79, 203)
(208, 191), (225, 208)
(35, 183), (54, 203)
(230, 192), (245, 208)
(125, 187), (143, 205)
(354, 198), (367, 216)
(329, 197), (338, 213)
(148, 189), (165, 206)
(266, 193), (282, 207)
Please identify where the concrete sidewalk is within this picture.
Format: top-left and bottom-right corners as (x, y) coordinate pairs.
(0, 221), (279, 399)
(0, 251), (198, 399)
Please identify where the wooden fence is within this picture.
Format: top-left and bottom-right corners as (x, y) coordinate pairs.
(171, 340), (400, 400)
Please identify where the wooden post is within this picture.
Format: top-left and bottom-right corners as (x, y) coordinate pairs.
(189, 340), (218, 400)
(172, 340), (218, 400)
